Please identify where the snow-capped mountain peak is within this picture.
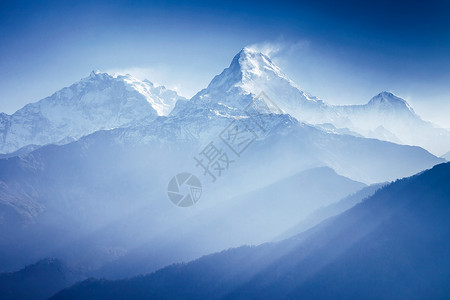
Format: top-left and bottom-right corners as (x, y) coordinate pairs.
(171, 47), (324, 118)
(0, 71), (185, 154)
(74, 71), (183, 116)
(215, 47), (304, 96)
(367, 91), (415, 113)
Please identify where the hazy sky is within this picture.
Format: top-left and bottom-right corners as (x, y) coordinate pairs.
(1, 0), (449, 127)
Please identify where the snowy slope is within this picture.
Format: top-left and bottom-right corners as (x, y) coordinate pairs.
(0, 71), (185, 154)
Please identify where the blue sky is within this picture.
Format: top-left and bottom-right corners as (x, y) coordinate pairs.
(1, 0), (450, 127)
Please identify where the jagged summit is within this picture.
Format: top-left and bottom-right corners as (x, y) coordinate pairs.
(232, 47), (286, 79)
(89, 69), (102, 77)
(211, 47), (297, 93)
(171, 47), (322, 118)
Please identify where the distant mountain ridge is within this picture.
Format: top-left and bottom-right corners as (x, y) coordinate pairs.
(442, 151), (450, 161)
(50, 162), (450, 299)
(0, 258), (82, 300)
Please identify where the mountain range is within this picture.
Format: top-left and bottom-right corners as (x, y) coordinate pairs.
(0, 47), (448, 296)
(172, 48), (450, 155)
(51, 162), (450, 299)
(1, 48), (449, 156)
